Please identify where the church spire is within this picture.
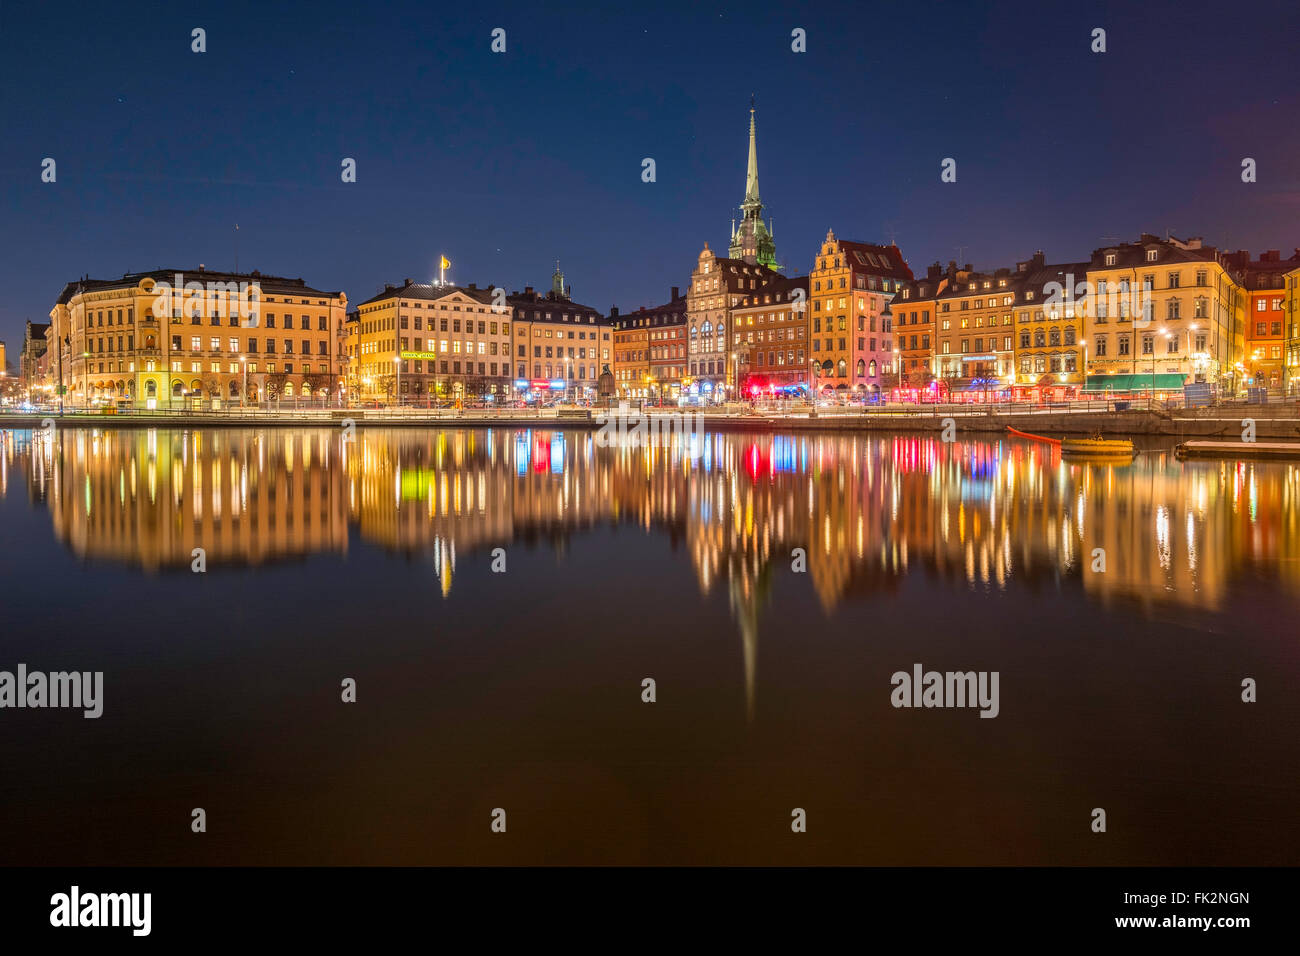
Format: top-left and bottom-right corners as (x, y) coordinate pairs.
(728, 97), (778, 271)
(743, 95), (761, 210)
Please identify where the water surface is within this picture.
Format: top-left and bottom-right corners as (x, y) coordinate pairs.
(1, 426), (1296, 865)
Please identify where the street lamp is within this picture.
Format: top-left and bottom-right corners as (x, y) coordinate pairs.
(240, 354), (248, 407)
(393, 354), (401, 407)
(82, 351), (91, 410)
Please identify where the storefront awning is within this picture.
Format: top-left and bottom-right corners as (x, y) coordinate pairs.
(1084, 373), (1186, 392)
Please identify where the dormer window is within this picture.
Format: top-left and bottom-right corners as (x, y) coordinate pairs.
(1105, 253), (1117, 266)
(1146, 249), (1158, 262)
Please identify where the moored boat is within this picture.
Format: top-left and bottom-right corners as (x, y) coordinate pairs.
(1060, 436), (1136, 457)
(1006, 426), (1061, 445)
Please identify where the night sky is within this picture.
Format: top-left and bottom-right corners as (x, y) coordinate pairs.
(2, 0), (1297, 355)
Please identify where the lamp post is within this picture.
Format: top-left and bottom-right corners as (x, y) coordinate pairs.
(893, 347), (901, 402)
(240, 354), (248, 407)
(393, 354), (401, 407)
(82, 350), (91, 410)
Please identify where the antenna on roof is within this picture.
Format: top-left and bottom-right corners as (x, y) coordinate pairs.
(234, 224), (239, 273)
(884, 222), (898, 246)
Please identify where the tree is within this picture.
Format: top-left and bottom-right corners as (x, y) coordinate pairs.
(263, 373), (286, 401)
(908, 367), (935, 388)
(300, 372), (330, 404)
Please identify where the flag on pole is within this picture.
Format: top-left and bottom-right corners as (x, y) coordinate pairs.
(440, 256), (450, 270)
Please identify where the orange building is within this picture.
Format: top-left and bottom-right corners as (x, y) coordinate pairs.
(807, 230), (912, 397)
(1228, 249), (1300, 392)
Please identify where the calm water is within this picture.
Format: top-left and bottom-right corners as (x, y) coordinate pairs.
(1, 425), (1297, 865)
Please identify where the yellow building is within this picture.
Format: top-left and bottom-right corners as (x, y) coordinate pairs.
(1011, 253), (1088, 395)
(1283, 262), (1300, 395)
(352, 280), (511, 404)
(508, 268), (610, 399)
(49, 268), (346, 407)
(1083, 235), (1246, 395)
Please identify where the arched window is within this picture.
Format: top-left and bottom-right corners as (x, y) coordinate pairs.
(146, 381), (156, 397)
(837, 359), (847, 378)
(856, 359), (866, 377)
(172, 381), (183, 397)
(867, 359), (877, 376)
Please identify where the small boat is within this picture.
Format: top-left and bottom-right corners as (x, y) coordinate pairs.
(1060, 436), (1136, 457)
(1006, 426), (1060, 445)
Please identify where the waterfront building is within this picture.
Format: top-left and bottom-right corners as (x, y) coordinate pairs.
(933, 262), (1020, 400)
(21, 320), (50, 399)
(807, 230), (911, 396)
(1223, 249), (1299, 393)
(893, 263), (947, 396)
(1011, 252), (1089, 396)
(731, 275), (809, 394)
(507, 265), (610, 399)
(611, 288), (687, 400)
(1288, 263), (1300, 394)
(1083, 235), (1246, 395)
(610, 307), (651, 399)
(48, 268), (346, 407)
(353, 279), (510, 403)
(687, 243), (779, 398)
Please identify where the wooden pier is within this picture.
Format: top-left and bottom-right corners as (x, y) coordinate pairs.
(1175, 440), (1300, 461)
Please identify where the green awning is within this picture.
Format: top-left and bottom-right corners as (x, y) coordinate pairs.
(1084, 373), (1186, 392)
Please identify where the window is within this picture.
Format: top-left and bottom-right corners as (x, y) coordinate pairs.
(1095, 336), (1107, 357)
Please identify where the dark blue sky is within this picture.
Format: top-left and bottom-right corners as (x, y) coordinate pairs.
(2, 0), (1297, 357)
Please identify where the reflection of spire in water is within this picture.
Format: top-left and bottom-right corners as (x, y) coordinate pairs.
(727, 553), (772, 723)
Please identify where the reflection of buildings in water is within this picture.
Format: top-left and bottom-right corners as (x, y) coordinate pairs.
(12, 425), (1300, 619)
(36, 428), (347, 571)
(346, 429), (515, 596)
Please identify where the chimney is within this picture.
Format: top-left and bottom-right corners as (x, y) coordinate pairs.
(1262, 250), (1280, 262)
(671, 286), (680, 301)
(610, 306), (619, 318)
(403, 278), (413, 286)
(198, 264), (205, 272)
(467, 282), (477, 291)
(524, 286), (533, 295)
(1033, 250), (1046, 268)
(927, 262), (942, 279)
